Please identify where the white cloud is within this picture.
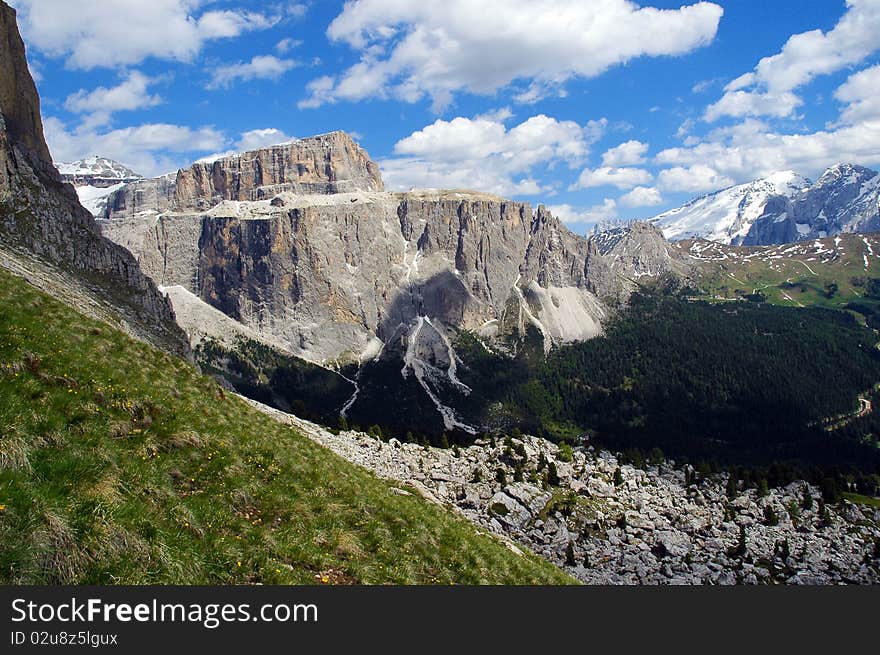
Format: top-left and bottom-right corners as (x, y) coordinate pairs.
(236, 128), (295, 151)
(705, 0), (880, 121)
(297, 76), (336, 110)
(301, 0), (723, 110)
(675, 118), (695, 140)
(704, 89), (802, 122)
(8, 0), (279, 69)
(692, 77), (721, 94)
(657, 165), (734, 193)
(835, 64), (880, 125)
(45, 117), (225, 177)
(208, 55), (298, 89)
(619, 186), (663, 208)
(548, 199), (617, 229)
(381, 113), (605, 196)
(286, 3), (309, 19)
(197, 9), (277, 39)
(601, 140), (649, 167)
(195, 128), (296, 163)
(275, 37), (302, 54)
(572, 166), (653, 191)
(64, 71), (162, 129)
(655, 118), (880, 182)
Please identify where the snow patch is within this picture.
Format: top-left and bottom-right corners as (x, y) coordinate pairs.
(75, 183), (124, 216)
(400, 317), (476, 434)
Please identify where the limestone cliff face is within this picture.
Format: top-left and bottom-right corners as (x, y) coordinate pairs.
(99, 131), (683, 428)
(0, 1), (187, 355)
(103, 186), (681, 366)
(105, 132), (384, 219)
(0, 4), (50, 164)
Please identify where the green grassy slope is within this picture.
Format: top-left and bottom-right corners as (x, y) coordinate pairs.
(677, 233), (880, 313)
(0, 268), (572, 585)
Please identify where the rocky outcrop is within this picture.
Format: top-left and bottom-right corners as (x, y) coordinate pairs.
(0, 1), (188, 355)
(104, 132), (384, 219)
(251, 399), (880, 585)
(0, 4), (50, 164)
(105, 173), (177, 218)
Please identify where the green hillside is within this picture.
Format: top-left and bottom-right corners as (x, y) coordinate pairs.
(679, 233), (880, 320)
(0, 267), (572, 585)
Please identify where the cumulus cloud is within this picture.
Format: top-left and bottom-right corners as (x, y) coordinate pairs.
(195, 127), (296, 163)
(45, 117), (225, 176)
(301, 0), (723, 110)
(655, 117), (880, 182)
(619, 186), (663, 208)
(7, 0), (279, 69)
(834, 64), (880, 125)
(601, 140), (649, 167)
(64, 71), (163, 129)
(237, 128), (295, 151)
(380, 113), (606, 196)
(705, 0), (880, 121)
(275, 37), (302, 54)
(208, 55), (298, 89)
(572, 166), (653, 191)
(548, 199), (618, 230)
(657, 164), (735, 193)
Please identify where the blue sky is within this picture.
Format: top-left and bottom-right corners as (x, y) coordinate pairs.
(9, 0), (880, 232)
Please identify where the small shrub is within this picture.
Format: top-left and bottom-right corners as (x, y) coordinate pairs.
(557, 442), (573, 463)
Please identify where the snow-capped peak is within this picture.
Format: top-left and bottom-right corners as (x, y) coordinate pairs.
(55, 156), (142, 218)
(648, 171), (810, 244)
(762, 170), (811, 195)
(55, 156), (141, 182)
(649, 164), (880, 246)
(815, 162), (874, 187)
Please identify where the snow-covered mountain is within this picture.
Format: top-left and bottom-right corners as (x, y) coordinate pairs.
(55, 156), (142, 216)
(648, 171), (811, 244)
(649, 163), (880, 246)
(56, 155), (141, 186)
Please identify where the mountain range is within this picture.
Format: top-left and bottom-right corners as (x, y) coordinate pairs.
(1, 0), (879, 586)
(650, 163), (880, 246)
(95, 136), (693, 433)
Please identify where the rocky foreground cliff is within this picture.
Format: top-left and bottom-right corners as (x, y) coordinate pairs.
(0, 1), (187, 355)
(247, 398), (880, 585)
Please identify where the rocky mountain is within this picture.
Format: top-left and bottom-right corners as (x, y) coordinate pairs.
(99, 136), (687, 432)
(102, 139), (685, 362)
(56, 155), (142, 216)
(650, 164), (880, 246)
(104, 131), (384, 219)
(0, 1), (187, 355)
(742, 163), (880, 245)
